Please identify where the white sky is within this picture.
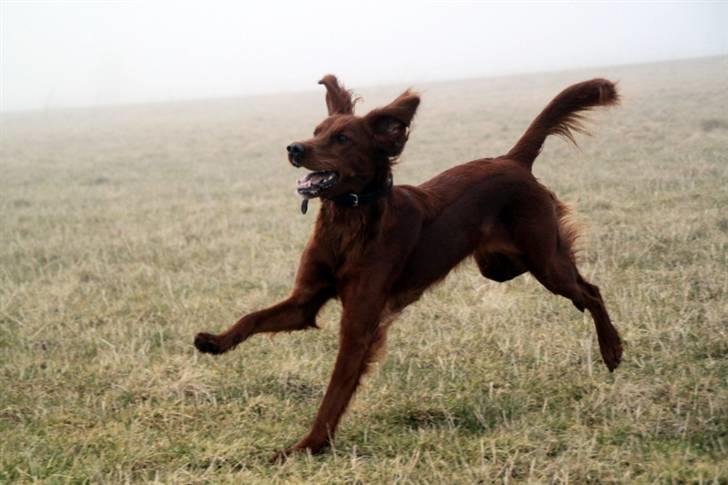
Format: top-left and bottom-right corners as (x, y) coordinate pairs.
(1, 1), (727, 112)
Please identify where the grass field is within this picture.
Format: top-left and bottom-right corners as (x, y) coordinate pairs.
(1, 56), (727, 483)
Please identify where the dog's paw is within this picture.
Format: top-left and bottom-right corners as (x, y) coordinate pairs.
(269, 449), (292, 464)
(269, 446), (312, 464)
(601, 341), (623, 372)
(269, 439), (329, 463)
(194, 332), (224, 354)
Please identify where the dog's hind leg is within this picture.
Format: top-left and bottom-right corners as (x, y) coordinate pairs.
(573, 274), (622, 371)
(510, 192), (622, 371)
(527, 252), (623, 371)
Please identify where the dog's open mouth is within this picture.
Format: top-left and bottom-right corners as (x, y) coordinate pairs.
(297, 171), (338, 198)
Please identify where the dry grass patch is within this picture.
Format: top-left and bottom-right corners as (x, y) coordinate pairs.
(1, 56), (727, 483)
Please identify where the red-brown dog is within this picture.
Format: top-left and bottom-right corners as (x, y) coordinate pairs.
(195, 75), (623, 459)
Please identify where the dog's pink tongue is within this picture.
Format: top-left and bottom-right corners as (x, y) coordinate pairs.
(297, 172), (326, 189)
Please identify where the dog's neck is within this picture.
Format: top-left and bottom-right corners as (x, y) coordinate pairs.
(361, 168), (393, 195)
(317, 169), (393, 228)
(327, 173), (393, 209)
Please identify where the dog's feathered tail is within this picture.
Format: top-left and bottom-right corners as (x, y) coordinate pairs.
(506, 79), (619, 170)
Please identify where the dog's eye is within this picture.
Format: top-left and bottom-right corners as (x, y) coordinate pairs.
(333, 133), (350, 144)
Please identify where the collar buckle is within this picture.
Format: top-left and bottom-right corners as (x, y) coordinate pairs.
(325, 174), (393, 210)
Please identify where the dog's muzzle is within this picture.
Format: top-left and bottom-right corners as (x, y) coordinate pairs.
(286, 143), (305, 167)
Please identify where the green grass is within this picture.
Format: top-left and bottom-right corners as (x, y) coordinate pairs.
(1, 56), (727, 483)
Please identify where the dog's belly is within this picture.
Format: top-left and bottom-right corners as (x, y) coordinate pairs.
(390, 165), (540, 306)
(473, 223), (526, 282)
(475, 252), (527, 282)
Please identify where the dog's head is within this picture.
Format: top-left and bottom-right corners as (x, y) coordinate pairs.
(287, 75), (420, 200)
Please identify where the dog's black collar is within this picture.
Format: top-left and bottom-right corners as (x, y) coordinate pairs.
(329, 174), (393, 208)
(299, 175), (393, 214)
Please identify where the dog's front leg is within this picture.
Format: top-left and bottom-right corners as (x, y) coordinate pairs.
(273, 311), (383, 460)
(195, 248), (334, 354)
(194, 289), (331, 354)
(273, 280), (392, 461)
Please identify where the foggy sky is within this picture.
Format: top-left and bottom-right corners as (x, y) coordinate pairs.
(1, 1), (727, 112)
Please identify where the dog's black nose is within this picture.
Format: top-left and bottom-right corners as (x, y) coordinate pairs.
(287, 143), (305, 167)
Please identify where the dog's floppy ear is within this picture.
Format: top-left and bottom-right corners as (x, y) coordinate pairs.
(365, 90), (420, 158)
(318, 74), (357, 115)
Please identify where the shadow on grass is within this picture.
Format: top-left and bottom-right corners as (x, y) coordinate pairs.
(373, 396), (527, 435)
(223, 373), (323, 404)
